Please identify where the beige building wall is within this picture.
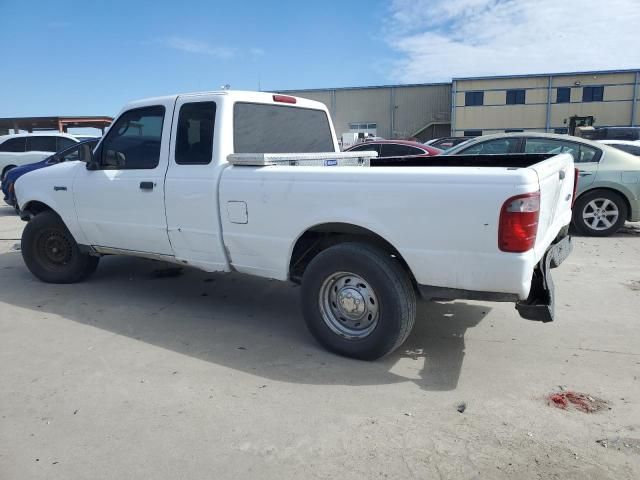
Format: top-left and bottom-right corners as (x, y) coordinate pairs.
(453, 70), (640, 136)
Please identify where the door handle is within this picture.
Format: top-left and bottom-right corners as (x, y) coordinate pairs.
(578, 171), (593, 177)
(139, 181), (154, 190)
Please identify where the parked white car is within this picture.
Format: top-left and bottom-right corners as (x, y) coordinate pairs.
(0, 133), (80, 181)
(15, 91), (575, 359)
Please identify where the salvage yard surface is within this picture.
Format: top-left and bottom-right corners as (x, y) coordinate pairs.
(0, 206), (639, 479)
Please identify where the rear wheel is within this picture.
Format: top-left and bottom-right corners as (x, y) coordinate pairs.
(573, 190), (627, 237)
(301, 242), (416, 360)
(21, 211), (99, 283)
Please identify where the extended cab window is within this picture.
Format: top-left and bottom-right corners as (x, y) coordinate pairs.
(234, 103), (334, 153)
(26, 136), (57, 152)
(100, 106), (165, 169)
(0, 137), (26, 152)
(176, 102), (216, 165)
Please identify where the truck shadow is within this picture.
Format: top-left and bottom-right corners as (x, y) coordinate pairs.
(0, 252), (489, 391)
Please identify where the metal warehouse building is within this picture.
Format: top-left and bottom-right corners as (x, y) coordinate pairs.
(452, 69), (640, 137)
(279, 68), (639, 142)
(278, 83), (452, 142)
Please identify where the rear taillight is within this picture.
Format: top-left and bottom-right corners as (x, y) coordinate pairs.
(499, 192), (540, 253)
(572, 167), (579, 207)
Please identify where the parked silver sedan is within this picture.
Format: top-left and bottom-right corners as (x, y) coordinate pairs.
(446, 132), (640, 236)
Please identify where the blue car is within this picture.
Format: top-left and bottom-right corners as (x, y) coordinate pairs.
(2, 138), (99, 209)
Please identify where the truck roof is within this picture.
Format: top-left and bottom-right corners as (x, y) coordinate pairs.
(123, 90), (327, 112)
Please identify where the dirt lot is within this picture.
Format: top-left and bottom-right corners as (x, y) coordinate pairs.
(0, 205), (639, 479)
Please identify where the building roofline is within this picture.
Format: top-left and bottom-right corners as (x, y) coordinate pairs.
(453, 68), (640, 81)
(276, 81), (452, 93)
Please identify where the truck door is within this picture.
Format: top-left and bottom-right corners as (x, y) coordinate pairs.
(73, 101), (174, 255)
(164, 95), (228, 271)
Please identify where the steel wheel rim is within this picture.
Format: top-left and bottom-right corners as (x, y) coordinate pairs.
(318, 271), (380, 339)
(582, 198), (619, 231)
(36, 228), (73, 270)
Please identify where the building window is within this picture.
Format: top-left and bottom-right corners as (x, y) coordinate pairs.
(583, 86), (604, 102)
(554, 128), (568, 134)
(506, 89), (526, 105)
(349, 122), (377, 131)
(463, 130), (482, 137)
(464, 91), (484, 106)
(505, 129), (524, 133)
(556, 87), (570, 103)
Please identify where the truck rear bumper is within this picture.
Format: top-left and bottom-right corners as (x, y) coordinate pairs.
(515, 235), (572, 322)
(417, 234), (572, 323)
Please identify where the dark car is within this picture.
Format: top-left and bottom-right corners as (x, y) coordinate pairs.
(2, 138), (99, 209)
(344, 139), (442, 158)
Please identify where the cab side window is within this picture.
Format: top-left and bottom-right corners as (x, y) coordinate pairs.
(99, 106), (165, 169)
(175, 102), (216, 165)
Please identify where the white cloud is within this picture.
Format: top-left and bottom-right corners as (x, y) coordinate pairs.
(386, 0), (640, 82)
(163, 36), (235, 58)
(250, 48), (265, 57)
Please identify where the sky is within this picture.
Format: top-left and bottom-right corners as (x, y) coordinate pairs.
(1, 0), (639, 120)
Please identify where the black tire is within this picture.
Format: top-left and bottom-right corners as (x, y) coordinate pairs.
(1, 165), (16, 183)
(572, 189), (627, 237)
(301, 242), (416, 360)
(21, 210), (99, 283)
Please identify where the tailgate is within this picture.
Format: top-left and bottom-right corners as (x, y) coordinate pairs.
(530, 152), (575, 260)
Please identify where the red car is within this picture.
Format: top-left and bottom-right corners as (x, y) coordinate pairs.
(344, 139), (443, 158)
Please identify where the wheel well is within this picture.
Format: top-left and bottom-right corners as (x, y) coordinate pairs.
(1, 165), (16, 177)
(577, 187), (632, 220)
(289, 223), (417, 287)
(20, 201), (54, 220)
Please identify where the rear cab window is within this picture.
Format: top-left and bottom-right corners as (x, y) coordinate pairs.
(233, 103), (334, 153)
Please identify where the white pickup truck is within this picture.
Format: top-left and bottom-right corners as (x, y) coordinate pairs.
(15, 91), (575, 360)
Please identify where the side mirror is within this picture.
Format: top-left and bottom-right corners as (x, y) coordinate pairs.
(79, 143), (100, 170)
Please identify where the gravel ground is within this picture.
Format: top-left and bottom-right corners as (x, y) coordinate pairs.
(0, 206), (639, 479)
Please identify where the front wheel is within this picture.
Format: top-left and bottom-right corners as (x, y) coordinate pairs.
(21, 210), (99, 283)
(301, 242), (416, 360)
(572, 190), (627, 237)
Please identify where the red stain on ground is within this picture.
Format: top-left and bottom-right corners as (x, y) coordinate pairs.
(547, 391), (608, 413)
